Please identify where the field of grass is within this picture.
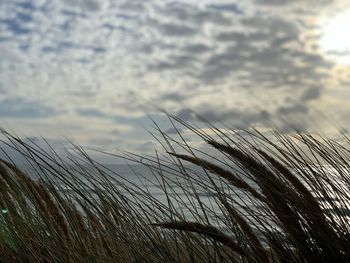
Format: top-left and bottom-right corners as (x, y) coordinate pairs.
(0, 116), (349, 262)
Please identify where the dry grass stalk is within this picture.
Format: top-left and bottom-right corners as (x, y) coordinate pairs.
(169, 152), (265, 201)
(152, 221), (249, 259)
(0, 117), (349, 262)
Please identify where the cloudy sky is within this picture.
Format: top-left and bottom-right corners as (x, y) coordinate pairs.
(1, 0), (350, 159)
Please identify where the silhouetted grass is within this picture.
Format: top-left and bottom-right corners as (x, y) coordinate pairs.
(0, 116), (349, 262)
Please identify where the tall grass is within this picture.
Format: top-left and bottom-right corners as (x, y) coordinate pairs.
(0, 116), (349, 262)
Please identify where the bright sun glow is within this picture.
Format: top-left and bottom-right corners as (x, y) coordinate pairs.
(320, 10), (350, 65)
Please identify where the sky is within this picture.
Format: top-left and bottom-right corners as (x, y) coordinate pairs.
(1, 0), (350, 161)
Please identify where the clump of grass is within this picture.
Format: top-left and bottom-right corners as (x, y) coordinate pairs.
(0, 116), (349, 262)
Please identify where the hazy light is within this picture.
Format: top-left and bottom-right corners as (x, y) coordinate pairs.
(320, 10), (350, 65)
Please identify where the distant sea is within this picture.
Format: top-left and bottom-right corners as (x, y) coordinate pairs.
(18, 163), (350, 233)
(19, 163), (237, 222)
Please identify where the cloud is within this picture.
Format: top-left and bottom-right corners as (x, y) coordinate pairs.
(154, 21), (197, 37)
(160, 92), (187, 102)
(175, 108), (195, 122)
(175, 107), (271, 130)
(0, 97), (57, 118)
(301, 86), (322, 101)
(137, 2), (338, 131)
(207, 3), (243, 14)
(277, 104), (309, 115)
(183, 43), (211, 54)
(76, 108), (109, 118)
(1, 0), (349, 159)
(165, 126), (183, 135)
(155, 2), (232, 26)
(134, 141), (157, 152)
(257, 0), (291, 4)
